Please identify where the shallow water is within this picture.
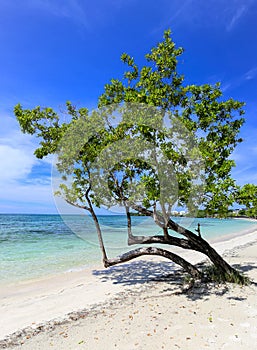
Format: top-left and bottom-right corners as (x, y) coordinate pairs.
(1, 214), (256, 285)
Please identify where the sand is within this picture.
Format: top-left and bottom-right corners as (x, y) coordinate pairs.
(1, 229), (257, 349)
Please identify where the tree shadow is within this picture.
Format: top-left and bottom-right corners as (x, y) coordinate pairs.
(92, 260), (178, 286)
(232, 262), (257, 287)
(233, 262), (257, 273)
(227, 296), (247, 301)
(179, 283), (230, 301)
(92, 260), (230, 301)
(92, 259), (257, 301)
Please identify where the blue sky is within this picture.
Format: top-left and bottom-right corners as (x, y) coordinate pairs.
(0, 0), (257, 214)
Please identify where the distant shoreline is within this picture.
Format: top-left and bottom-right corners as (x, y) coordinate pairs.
(1, 211), (256, 219)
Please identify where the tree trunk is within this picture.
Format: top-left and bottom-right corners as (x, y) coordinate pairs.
(129, 204), (242, 282)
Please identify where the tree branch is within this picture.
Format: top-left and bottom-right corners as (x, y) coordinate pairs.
(127, 234), (205, 253)
(104, 246), (201, 279)
(85, 185), (108, 262)
(131, 203), (201, 243)
(153, 203), (165, 228)
(65, 199), (90, 211)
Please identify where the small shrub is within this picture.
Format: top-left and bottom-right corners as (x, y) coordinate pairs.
(202, 265), (250, 285)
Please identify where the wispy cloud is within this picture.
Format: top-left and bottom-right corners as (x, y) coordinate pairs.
(230, 126), (257, 185)
(221, 65), (257, 92)
(153, 0), (255, 35)
(226, 5), (247, 31)
(26, 0), (88, 28)
(0, 181), (56, 213)
(221, 82), (232, 93)
(152, 0), (192, 34)
(244, 67), (257, 80)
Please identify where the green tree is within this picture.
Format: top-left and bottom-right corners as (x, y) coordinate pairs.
(15, 30), (248, 283)
(237, 184), (257, 218)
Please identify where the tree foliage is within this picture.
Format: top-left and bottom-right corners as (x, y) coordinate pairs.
(237, 184), (257, 218)
(99, 30), (245, 215)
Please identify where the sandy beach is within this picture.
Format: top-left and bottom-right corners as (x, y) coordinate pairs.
(1, 229), (257, 350)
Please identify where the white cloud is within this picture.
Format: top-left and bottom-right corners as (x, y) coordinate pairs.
(226, 5), (246, 31)
(0, 182), (53, 203)
(0, 112), (56, 212)
(0, 112), (41, 178)
(0, 180), (57, 213)
(0, 144), (36, 182)
(0, 114), (38, 182)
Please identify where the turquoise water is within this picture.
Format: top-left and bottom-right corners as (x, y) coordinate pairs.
(1, 214), (257, 285)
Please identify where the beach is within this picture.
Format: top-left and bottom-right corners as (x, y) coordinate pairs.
(1, 228), (257, 349)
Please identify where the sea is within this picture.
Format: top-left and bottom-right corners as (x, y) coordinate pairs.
(1, 214), (257, 286)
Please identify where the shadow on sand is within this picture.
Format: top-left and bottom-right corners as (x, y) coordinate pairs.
(93, 260), (177, 286)
(92, 259), (257, 301)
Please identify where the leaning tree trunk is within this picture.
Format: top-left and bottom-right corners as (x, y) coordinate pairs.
(128, 204), (244, 283)
(87, 199), (245, 283)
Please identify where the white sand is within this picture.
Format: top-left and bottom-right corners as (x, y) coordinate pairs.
(1, 230), (257, 349)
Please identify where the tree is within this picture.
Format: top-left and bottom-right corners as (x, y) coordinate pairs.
(15, 30), (248, 284)
(237, 184), (257, 218)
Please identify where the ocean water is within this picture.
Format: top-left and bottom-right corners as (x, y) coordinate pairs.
(1, 214), (257, 285)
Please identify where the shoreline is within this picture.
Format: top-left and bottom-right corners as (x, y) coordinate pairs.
(2, 217), (257, 289)
(1, 228), (257, 348)
(2, 222), (257, 290)
(209, 225), (257, 245)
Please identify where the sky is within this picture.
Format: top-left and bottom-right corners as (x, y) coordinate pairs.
(0, 0), (257, 214)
